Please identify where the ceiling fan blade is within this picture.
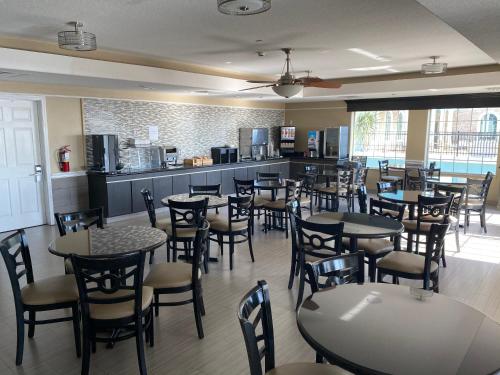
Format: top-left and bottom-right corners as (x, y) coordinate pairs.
(246, 80), (276, 84)
(239, 84), (275, 92)
(303, 79), (342, 89)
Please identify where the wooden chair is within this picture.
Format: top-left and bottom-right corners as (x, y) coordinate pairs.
(305, 251), (365, 293)
(378, 160), (403, 188)
(317, 169), (354, 212)
(404, 168), (427, 191)
(167, 198), (208, 263)
(263, 180), (302, 238)
(256, 172), (280, 199)
(293, 216), (344, 309)
(402, 195), (453, 256)
(0, 229), (81, 366)
(351, 155), (367, 167)
(55, 207), (105, 273)
(356, 185), (368, 214)
(71, 251), (153, 375)
(210, 195), (254, 270)
(189, 183), (222, 219)
(54, 207), (104, 236)
(434, 184), (465, 252)
(141, 188), (168, 263)
(377, 223), (449, 292)
(237, 280), (345, 375)
(352, 167), (368, 211)
(348, 198), (405, 282)
(234, 178), (268, 234)
(464, 172), (493, 234)
(144, 221), (209, 339)
(286, 200), (302, 290)
(297, 173), (316, 212)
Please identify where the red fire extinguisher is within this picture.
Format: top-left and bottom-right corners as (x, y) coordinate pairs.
(58, 145), (71, 172)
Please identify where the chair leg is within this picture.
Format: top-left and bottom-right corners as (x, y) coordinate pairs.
(15, 311), (24, 366)
(154, 292), (160, 317)
(455, 228), (460, 253)
(481, 210), (487, 233)
(135, 319), (147, 375)
(377, 269), (383, 283)
(149, 308), (154, 347)
(368, 256), (377, 283)
(284, 211), (289, 239)
(72, 304), (82, 358)
(441, 242), (447, 268)
(149, 250), (155, 265)
(217, 234), (224, 256)
(315, 352), (324, 364)
(193, 289), (204, 339)
(288, 247), (297, 289)
(199, 292), (206, 316)
(296, 261), (305, 311)
(28, 311), (35, 338)
(166, 241), (170, 262)
(247, 229), (255, 262)
(229, 234), (235, 270)
(81, 326), (91, 375)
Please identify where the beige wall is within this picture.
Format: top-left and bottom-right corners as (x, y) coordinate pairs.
(284, 101), (352, 152)
(45, 97), (85, 172)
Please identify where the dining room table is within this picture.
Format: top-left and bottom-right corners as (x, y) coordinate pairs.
(254, 179), (288, 201)
(297, 283), (500, 375)
(306, 212), (404, 252)
(377, 189), (436, 220)
(426, 175), (468, 186)
(160, 193), (229, 209)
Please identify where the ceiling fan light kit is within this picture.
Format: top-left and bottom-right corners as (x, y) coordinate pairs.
(421, 56), (447, 75)
(272, 84), (303, 98)
(217, 0), (271, 15)
(58, 21), (96, 51)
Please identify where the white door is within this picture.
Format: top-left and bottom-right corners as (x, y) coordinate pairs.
(0, 99), (45, 232)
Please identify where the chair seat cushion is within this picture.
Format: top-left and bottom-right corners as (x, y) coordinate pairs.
(267, 363), (350, 375)
(381, 175), (402, 182)
(21, 275), (79, 306)
(206, 212), (219, 223)
(144, 263), (199, 289)
(402, 219), (434, 232)
(210, 217), (248, 233)
(254, 196), (270, 207)
(300, 197), (312, 206)
(377, 251), (438, 275)
(88, 287), (153, 320)
(342, 237), (394, 255)
(263, 199), (286, 210)
(165, 224), (197, 238)
(465, 198), (483, 208)
(155, 218), (171, 231)
(64, 258), (74, 274)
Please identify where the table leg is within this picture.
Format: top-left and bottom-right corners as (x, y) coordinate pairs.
(349, 237), (358, 253)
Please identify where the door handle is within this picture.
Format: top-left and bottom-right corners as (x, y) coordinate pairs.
(30, 165), (43, 181)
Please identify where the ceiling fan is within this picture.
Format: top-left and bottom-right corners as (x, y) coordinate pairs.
(240, 48), (342, 98)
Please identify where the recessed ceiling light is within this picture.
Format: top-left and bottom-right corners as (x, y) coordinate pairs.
(348, 65), (392, 71)
(348, 48), (391, 62)
(217, 0), (271, 16)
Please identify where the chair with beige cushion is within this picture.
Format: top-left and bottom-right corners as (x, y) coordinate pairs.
(238, 280), (349, 375)
(71, 250), (153, 375)
(189, 183), (222, 222)
(0, 229), (81, 366)
(234, 178), (268, 235)
(343, 198), (406, 282)
(463, 172), (493, 234)
(141, 188), (169, 263)
(377, 223), (449, 292)
(167, 197), (208, 263)
(263, 180), (302, 238)
(378, 160), (403, 188)
(402, 195), (453, 256)
(297, 173), (316, 212)
(256, 172), (280, 200)
(293, 215), (344, 310)
(434, 184), (465, 253)
(144, 222), (209, 339)
(210, 195), (254, 270)
(54, 207), (104, 271)
(317, 169), (354, 212)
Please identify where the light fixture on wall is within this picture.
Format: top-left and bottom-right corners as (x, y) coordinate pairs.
(58, 21), (97, 51)
(421, 56), (447, 75)
(217, 0), (271, 15)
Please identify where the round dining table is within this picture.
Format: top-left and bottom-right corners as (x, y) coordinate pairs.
(426, 175), (468, 186)
(160, 193), (229, 209)
(297, 283), (500, 375)
(306, 212), (404, 252)
(48, 225), (167, 257)
(377, 190), (436, 220)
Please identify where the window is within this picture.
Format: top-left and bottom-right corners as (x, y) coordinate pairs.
(352, 110), (409, 168)
(427, 108), (500, 174)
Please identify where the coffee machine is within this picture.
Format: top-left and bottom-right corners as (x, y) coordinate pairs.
(160, 146), (178, 168)
(88, 134), (120, 172)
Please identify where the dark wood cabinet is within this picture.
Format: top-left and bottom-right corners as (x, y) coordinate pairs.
(153, 176), (172, 208)
(234, 167), (247, 181)
(206, 170), (222, 186)
(131, 179), (153, 213)
(221, 169), (235, 194)
(173, 174), (190, 194)
(290, 162), (303, 179)
(279, 162), (290, 179)
(247, 166), (259, 180)
(189, 172), (206, 186)
(107, 181), (132, 217)
(268, 163), (281, 174)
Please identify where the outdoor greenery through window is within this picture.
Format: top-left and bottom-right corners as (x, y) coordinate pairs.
(427, 108), (500, 174)
(352, 110), (409, 168)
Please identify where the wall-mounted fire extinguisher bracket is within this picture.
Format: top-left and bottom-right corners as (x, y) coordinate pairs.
(58, 145), (71, 172)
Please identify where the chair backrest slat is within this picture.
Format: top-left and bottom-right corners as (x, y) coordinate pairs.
(234, 178), (255, 197)
(54, 207), (104, 236)
(228, 195), (254, 231)
(237, 280), (275, 375)
(140, 188), (157, 227)
(189, 184), (222, 197)
(256, 172), (280, 182)
(168, 198), (208, 238)
(370, 198), (406, 221)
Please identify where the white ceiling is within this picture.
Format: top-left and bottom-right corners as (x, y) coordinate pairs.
(0, 0), (496, 80)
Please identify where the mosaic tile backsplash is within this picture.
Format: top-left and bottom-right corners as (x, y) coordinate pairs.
(83, 98), (284, 169)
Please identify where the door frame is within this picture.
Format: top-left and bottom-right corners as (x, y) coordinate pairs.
(0, 92), (54, 227)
